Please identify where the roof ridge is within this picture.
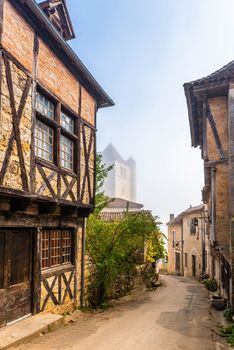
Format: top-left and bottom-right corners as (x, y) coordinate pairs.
(184, 60), (234, 87)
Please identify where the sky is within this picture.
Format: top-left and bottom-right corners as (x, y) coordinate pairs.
(63, 0), (234, 232)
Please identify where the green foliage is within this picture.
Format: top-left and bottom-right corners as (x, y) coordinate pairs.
(204, 278), (218, 291)
(86, 153), (166, 306)
(220, 324), (234, 346)
(95, 153), (113, 210)
(146, 229), (166, 263)
(224, 308), (233, 322)
(86, 211), (165, 306)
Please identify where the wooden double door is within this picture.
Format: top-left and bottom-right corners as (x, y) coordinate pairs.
(0, 229), (32, 327)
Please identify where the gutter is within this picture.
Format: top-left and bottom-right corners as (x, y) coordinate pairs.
(18, 0), (114, 108)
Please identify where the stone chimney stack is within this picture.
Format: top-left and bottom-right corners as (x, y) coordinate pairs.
(170, 214), (174, 222)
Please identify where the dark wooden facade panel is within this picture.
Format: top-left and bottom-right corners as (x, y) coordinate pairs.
(0, 229), (32, 327)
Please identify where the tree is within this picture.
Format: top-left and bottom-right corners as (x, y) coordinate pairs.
(86, 153), (166, 306)
(86, 210), (165, 306)
(95, 152), (113, 210)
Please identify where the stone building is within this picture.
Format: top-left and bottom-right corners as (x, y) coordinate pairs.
(167, 205), (209, 278)
(184, 63), (234, 307)
(102, 143), (136, 202)
(0, 0), (113, 327)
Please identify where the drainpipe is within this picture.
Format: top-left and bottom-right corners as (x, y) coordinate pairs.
(80, 218), (86, 308)
(181, 222), (184, 276)
(201, 213), (206, 275)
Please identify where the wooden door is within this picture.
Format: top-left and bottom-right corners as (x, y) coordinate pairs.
(192, 255), (196, 277)
(175, 252), (180, 273)
(0, 229), (32, 327)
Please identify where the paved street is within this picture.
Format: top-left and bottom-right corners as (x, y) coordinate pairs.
(14, 275), (225, 350)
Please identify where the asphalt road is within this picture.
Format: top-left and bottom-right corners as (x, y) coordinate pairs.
(14, 275), (226, 350)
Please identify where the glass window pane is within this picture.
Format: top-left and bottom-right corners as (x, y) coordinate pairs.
(51, 230), (61, 267)
(60, 135), (74, 171)
(35, 120), (54, 162)
(61, 112), (74, 134)
(36, 92), (54, 120)
(41, 231), (49, 269)
(62, 231), (71, 264)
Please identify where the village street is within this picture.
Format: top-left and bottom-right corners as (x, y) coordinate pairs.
(13, 275), (225, 350)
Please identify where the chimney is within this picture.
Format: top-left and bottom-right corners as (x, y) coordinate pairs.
(170, 214), (174, 221)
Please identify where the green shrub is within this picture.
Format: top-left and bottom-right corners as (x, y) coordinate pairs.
(224, 308), (233, 322)
(220, 324), (234, 346)
(204, 279), (217, 291)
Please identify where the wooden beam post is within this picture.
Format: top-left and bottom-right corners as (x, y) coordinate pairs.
(228, 85), (234, 310)
(32, 227), (42, 314)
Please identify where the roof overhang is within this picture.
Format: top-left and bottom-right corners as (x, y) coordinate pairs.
(14, 0), (114, 109)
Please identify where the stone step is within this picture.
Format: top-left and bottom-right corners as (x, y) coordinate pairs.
(0, 313), (64, 350)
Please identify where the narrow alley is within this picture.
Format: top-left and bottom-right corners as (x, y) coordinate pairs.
(13, 275), (225, 350)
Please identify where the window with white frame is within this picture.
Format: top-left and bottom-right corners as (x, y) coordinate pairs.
(35, 119), (54, 162)
(36, 91), (54, 120)
(35, 89), (79, 175)
(60, 134), (74, 171)
(61, 112), (74, 134)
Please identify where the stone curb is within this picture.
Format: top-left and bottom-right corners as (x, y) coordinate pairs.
(0, 314), (64, 350)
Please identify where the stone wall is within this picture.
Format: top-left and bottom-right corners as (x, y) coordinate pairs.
(0, 58), (32, 191)
(167, 223), (182, 274)
(182, 211), (203, 278)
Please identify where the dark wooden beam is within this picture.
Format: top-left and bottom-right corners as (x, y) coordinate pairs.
(60, 205), (77, 217)
(207, 106), (225, 160)
(62, 175), (76, 202)
(30, 34), (39, 194)
(37, 170), (56, 196)
(37, 165), (56, 198)
(38, 202), (58, 215)
(3, 55), (31, 191)
(202, 93), (208, 161)
(0, 0), (5, 46)
(32, 227), (41, 314)
(10, 197), (31, 212)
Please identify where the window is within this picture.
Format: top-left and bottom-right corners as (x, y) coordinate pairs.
(36, 91), (54, 120)
(172, 231), (175, 247)
(41, 229), (73, 269)
(60, 135), (74, 170)
(61, 112), (74, 133)
(190, 218), (198, 235)
(35, 119), (54, 162)
(35, 90), (78, 174)
(184, 252), (188, 268)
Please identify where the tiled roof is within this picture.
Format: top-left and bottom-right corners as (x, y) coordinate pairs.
(101, 210), (150, 222)
(105, 198), (143, 209)
(167, 204), (204, 226)
(184, 60), (234, 88)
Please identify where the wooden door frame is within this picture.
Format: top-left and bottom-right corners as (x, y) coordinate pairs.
(175, 252), (181, 273)
(32, 227), (42, 315)
(192, 255), (196, 277)
(0, 227), (38, 325)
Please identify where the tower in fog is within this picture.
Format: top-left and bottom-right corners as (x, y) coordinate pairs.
(102, 144), (136, 202)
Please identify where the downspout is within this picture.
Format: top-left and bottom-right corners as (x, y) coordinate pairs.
(181, 222), (184, 276)
(80, 218), (86, 308)
(201, 212), (206, 275)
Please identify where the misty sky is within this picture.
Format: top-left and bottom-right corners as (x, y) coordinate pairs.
(64, 0), (234, 231)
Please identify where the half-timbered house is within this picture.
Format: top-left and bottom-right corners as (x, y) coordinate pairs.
(0, 0), (113, 327)
(184, 63), (234, 309)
